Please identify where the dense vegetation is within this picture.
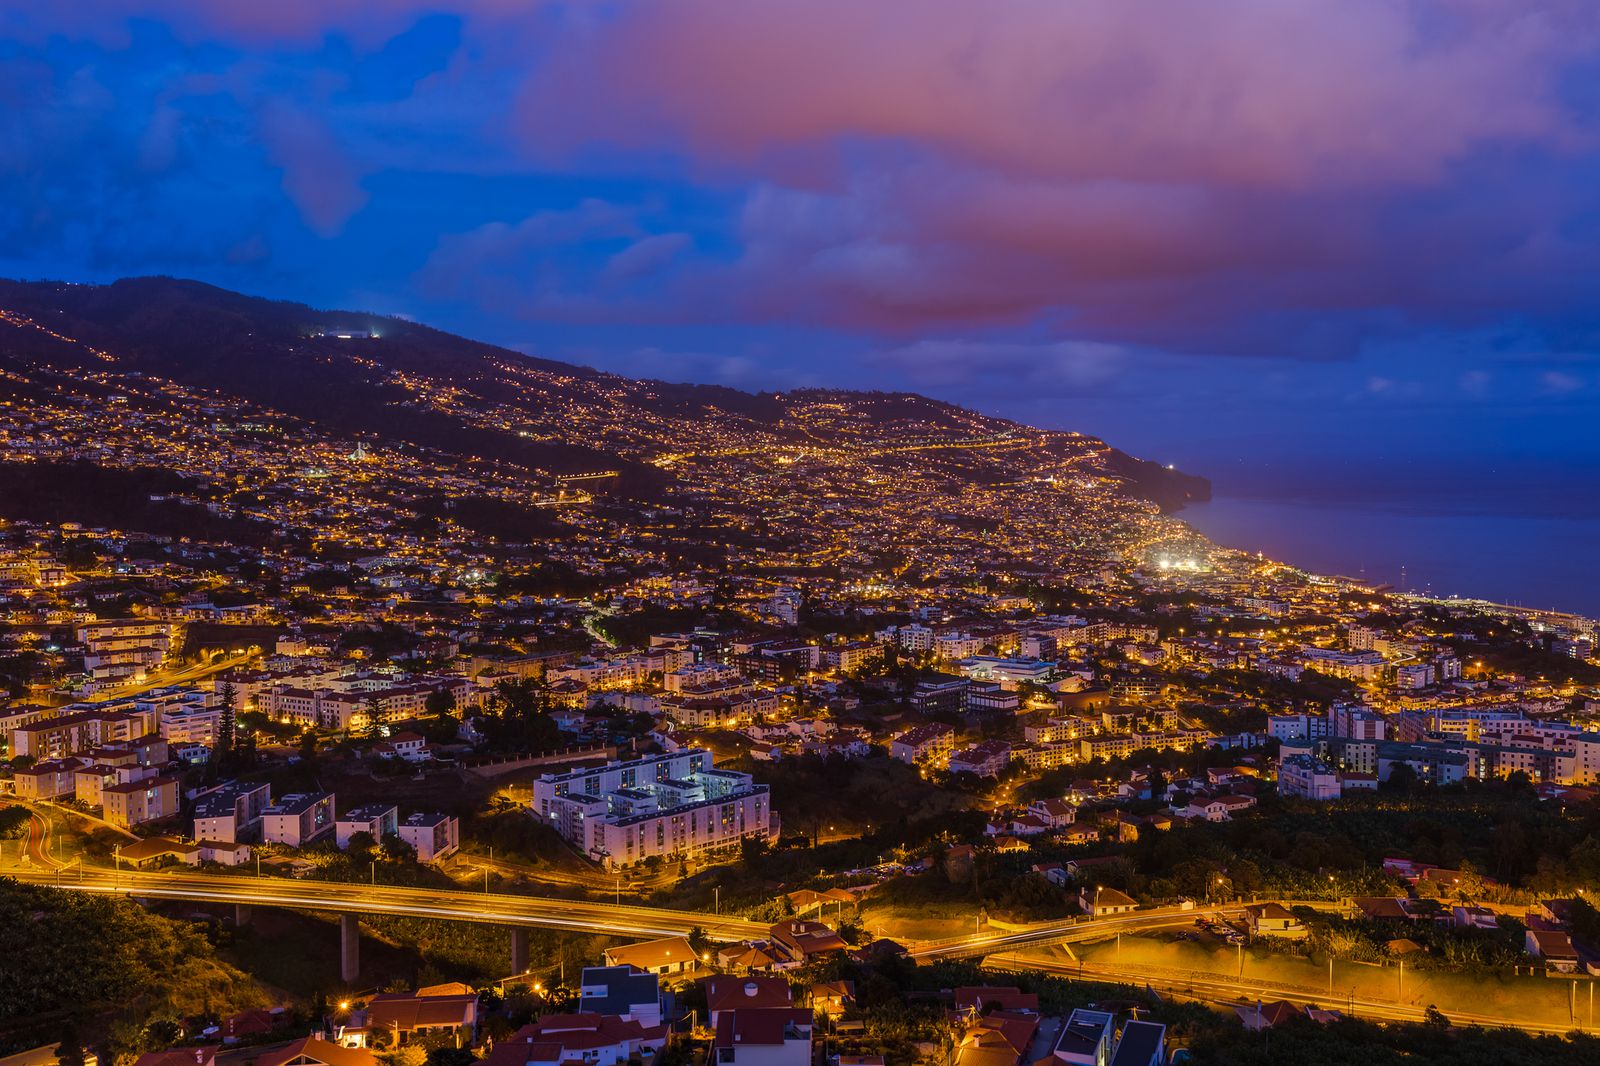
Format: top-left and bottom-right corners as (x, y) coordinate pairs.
(0, 878), (265, 1056)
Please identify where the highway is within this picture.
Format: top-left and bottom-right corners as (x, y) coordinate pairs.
(1, 866), (768, 940)
(913, 904), (1242, 960)
(4, 860), (1586, 1036)
(996, 952), (1592, 1037)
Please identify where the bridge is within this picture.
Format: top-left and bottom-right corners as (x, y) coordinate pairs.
(5, 867), (764, 983)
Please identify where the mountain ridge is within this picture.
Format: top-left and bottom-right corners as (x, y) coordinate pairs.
(0, 275), (1208, 512)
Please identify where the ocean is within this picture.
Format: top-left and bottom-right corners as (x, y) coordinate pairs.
(1178, 485), (1600, 619)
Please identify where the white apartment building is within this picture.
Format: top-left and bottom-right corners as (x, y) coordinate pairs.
(192, 781), (273, 843)
(336, 803), (399, 848)
(532, 749), (772, 868)
(397, 811), (460, 862)
(260, 791), (336, 846)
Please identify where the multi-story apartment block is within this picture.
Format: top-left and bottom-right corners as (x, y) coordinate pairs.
(260, 792), (336, 846)
(890, 723), (956, 765)
(10, 709), (151, 760)
(336, 803), (399, 848)
(103, 776), (180, 828)
(532, 749), (771, 868)
(192, 781), (273, 843)
(397, 811), (460, 862)
(1278, 754), (1342, 800)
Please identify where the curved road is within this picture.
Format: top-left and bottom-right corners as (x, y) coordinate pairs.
(2, 866), (767, 940)
(998, 952), (1591, 1037)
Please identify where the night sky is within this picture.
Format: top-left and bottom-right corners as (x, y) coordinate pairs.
(6, 2), (1600, 505)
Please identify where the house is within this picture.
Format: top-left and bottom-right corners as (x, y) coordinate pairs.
(1028, 798), (1077, 827)
(1452, 905), (1499, 930)
(1046, 1008), (1113, 1066)
(952, 986), (1038, 1021)
(117, 836), (200, 868)
(254, 1036), (379, 1066)
(954, 1012), (1037, 1066)
(711, 1008), (812, 1066)
(337, 804), (399, 849)
(706, 976), (792, 1028)
(1060, 824), (1100, 846)
(1526, 930), (1580, 972)
(1234, 1001), (1300, 1031)
(358, 990), (479, 1048)
(218, 1008), (289, 1044)
(603, 935), (699, 975)
(718, 943), (786, 972)
(785, 888), (857, 918)
(482, 1015), (668, 1066)
(579, 967), (663, 1027)
(1034, 862), (1068, 888)
(1243, 903), (1306, 939)
(397, 810), (460, 861)
(1079, 886), (1137, 917)
(1182, 795), (1256, 822)
(199, 839), (252, 866)
(373, 731), (429, 762)
(1353, 896), (1413, 921)
(810, 981), (854, 1018)
(1109, 1021), (1165, 1066)
(768, 919), (847, 965)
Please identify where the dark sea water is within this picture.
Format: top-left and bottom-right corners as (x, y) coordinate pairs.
(1177, 469), (1600, 618)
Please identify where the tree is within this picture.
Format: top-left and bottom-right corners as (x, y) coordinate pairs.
(216, 680), (237, 756)
(380, 833), (417, 864)
(378, 1045), (426, 1066)
(54, 1025), (85, 1066)
(346, 831), (377, 863)
(424, 689), (456, 718)
(0, 806), (30, 839)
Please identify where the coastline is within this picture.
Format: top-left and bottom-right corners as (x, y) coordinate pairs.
(1179, 492), (1600, 618)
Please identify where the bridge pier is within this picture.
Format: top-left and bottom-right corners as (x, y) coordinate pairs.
(340, 913), (360, 983)
(234, 904), (251, 927)
(510, 927), (529, 974)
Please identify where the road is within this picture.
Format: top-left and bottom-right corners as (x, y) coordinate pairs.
(114, 650), (260, 698)
(1, 866), (767, 940)
(912, 904), (1246, 960)
(996, 952), (1592, 1037)
(20, 808), (65, 869)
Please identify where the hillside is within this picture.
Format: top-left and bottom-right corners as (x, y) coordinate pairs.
(0, 277), (1209, 585)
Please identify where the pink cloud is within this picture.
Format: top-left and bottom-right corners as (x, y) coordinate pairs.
(519, 0), (1593, 190)
(491, 1), (1600, 352)
(258, 103), (371, 236)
